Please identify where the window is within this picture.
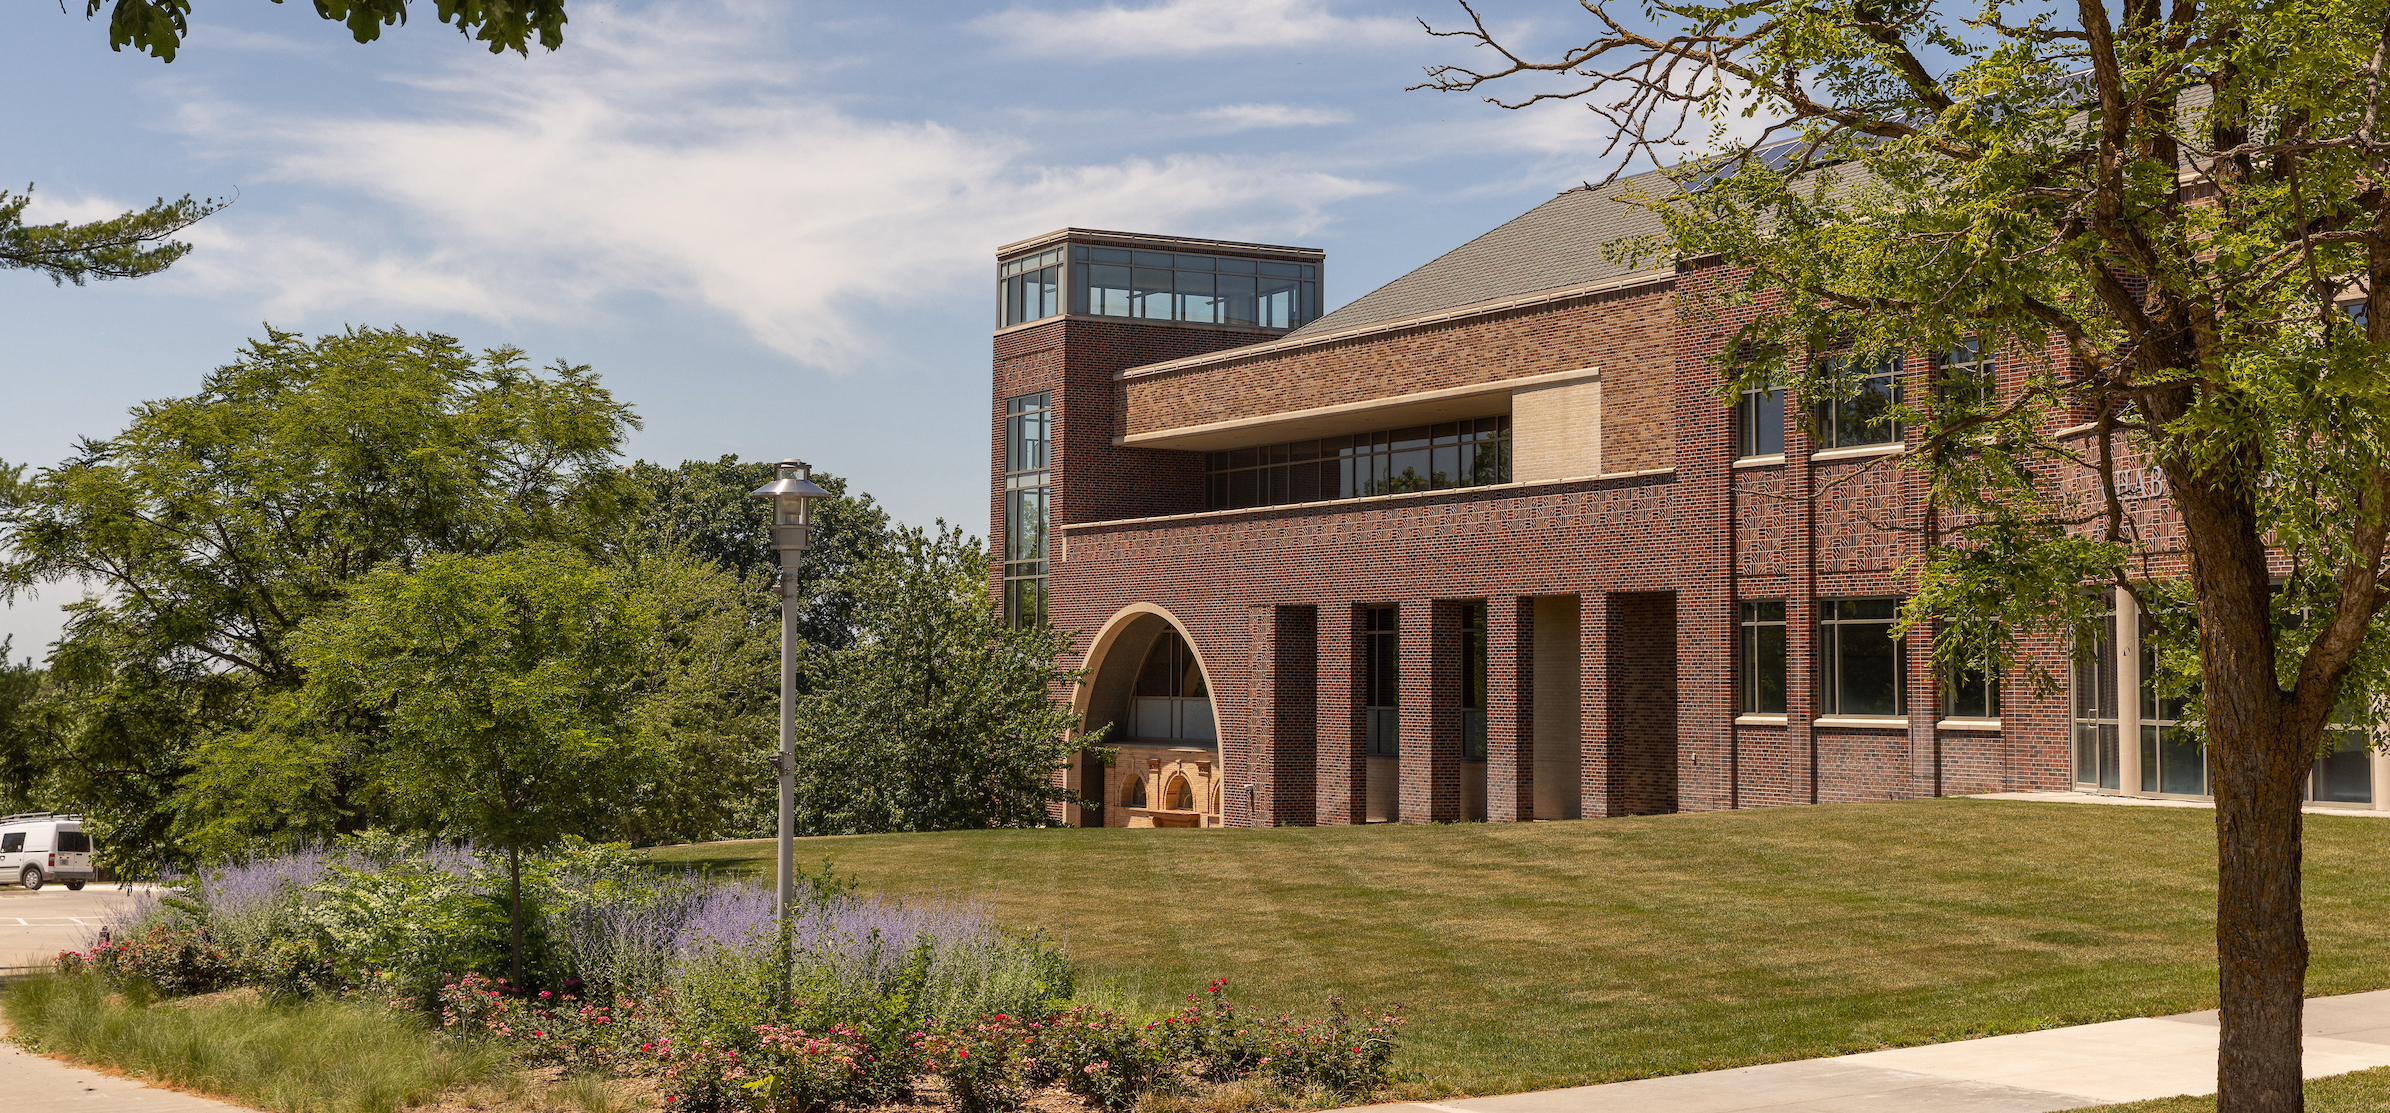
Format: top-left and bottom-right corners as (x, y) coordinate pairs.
(2312, 712), (2373, 804)
(1166, 775), (1195, 811)
(1933, 338), (1996, 415)
(2138, 612), (2201, 795)
(1205, 418), (1511, 511)
(1071, 246), (1320, 330)
(55, 831), (89, 853)
(1814, 353), (1902, 448)
(1121, 773), (1147, 809)
(1738, 601), (1787, 714)
(1003, 392), (1051, 628)
(1460, 602), (1488, 761)
(1818, 599), (1904, 716)
(1939, 623), (1999, 719)
(1365, 606), (1399, 757)
(1734, 378), (1784, 458)
(0, 832), (20, 853)
(1131, 630), (1213, 743)
(2073, 596), (2121, 789)
(997, 248), (1064, 327)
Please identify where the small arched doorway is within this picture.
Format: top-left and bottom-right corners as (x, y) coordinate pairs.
(1075, 607), (1223, 829)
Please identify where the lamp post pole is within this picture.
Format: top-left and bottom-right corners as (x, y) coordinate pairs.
(752, 459), (828, 920)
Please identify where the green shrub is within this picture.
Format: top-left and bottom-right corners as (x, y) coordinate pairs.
(64, 924), (243, 997)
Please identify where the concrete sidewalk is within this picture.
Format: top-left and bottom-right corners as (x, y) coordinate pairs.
(1, 1030), (251, 1113)
(1347, 990), (2390, 1113)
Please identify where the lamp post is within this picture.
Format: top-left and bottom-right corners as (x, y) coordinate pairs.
(752, 459), (829, 920)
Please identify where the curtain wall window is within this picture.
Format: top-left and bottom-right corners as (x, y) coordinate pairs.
(1002, 392), (1052, 628)
(2073, 594), (2121, 789)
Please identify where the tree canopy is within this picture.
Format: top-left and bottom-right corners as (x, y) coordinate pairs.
(1421, 0), (2390, 1106)
(1, 186), (220, 286)
(87, 0), (569, 62)
(0, 326), (642, 868)
(790, 522), (1099, 835)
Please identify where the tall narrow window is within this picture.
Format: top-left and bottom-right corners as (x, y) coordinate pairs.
(2073, 595), (2120, 789)
(2139, 612), (2200, 794)
(1933, 338), (1996, 415)
(1003, 392), (1051, 628)
(1365, 606), (1399, 757)
(1460, 603), (1488, 761)
(1940, 624), (2000, 720)
(1734, 379), (1784, 458)
(1818, 599), (1904, 716)
(2313, 702), (2373, 804)
(1738, 601), (1787, 714)
(1814, 353), (1902, 448)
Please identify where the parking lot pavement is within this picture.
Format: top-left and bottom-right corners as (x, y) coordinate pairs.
(0, 885), (155, 973)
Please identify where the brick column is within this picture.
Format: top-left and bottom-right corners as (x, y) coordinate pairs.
(1679, 585), (1733, 812)
(1264, 605), (1318, 827)
(1399, 599), (1463, 823)
(1488, 596), (1535, 822)
(1581, 592), (1614, 817)
(1315, 604), (1366, 825)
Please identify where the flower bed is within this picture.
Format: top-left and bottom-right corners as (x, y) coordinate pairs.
(50, 837), (1407, 1113)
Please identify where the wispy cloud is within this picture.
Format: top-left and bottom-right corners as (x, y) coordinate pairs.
(974, 0), (1413, 57)
(163, 3), (1389, 368)
(1189, 103), (1354, 131)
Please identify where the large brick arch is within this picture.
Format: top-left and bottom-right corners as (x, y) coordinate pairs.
(1070, 602), (1221, 742)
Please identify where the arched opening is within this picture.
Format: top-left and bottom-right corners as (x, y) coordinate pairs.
(1074, 605), (1224, 829)
(1131, 630), (1214, 743)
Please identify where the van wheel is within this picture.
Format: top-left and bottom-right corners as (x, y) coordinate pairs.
(65, 880), (85, 891)
(19, 866), (42, 891)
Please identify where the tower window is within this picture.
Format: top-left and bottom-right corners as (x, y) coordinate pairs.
(1071, 245), (1319, 330)
(1002, 392), (1051, 627)
(998, 249), (1064, 327)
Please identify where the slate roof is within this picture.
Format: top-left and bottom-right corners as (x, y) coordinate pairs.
(1287, 170), (1677, 339)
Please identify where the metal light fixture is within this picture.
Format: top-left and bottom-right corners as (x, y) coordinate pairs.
(752, 459), (830, 920)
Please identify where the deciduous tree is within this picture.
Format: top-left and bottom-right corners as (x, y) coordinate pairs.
(1420, 1), (2390, 1106)
(293, 542), (655, 986)
(789, 523), (1101, 835)
(85, 0), (569, 62)
(0, 326), (641, 869)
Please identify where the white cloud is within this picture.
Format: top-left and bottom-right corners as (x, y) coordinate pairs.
(974, 0), (1413, 57)
(164, 3), (1390, 368)
(1189, 103), (1354, 130)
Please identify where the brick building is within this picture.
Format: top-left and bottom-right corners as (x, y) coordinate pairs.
(985, 179), (2390, 828)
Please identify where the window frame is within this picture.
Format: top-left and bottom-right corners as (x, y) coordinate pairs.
(1364, 605), (1400, 758)
(1931, 337), (1996, 416)
(1813, 352), (1904, 449)
(1001, 392), (1053, 629)
(1817, 598), (1906, 718)
(1738, 600), (1788, 715)
(1734, 378), (1785, 459)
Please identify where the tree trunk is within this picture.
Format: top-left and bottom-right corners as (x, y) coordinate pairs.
(508, 844), (526, 991)
(2168, 448), (2309, 1113)
(2212, 717), (2309, 1113)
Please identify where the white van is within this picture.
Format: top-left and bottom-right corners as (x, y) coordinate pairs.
(0, 813), (96, 891)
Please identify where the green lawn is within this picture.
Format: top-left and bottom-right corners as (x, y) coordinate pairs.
(2089, 1066), (2390, 1111)
(647, 799), (2390, 1096)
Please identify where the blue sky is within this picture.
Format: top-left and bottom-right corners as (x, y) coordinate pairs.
(0, 0), (1638, 657)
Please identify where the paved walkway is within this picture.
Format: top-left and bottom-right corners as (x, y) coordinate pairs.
(1, 1026), (251, 1113)
(1346, 991), (2390, 1113)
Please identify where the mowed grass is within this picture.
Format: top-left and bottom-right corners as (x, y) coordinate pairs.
(2089, 1066), (2390, 1111)
(648, 799), (2390, 1096)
